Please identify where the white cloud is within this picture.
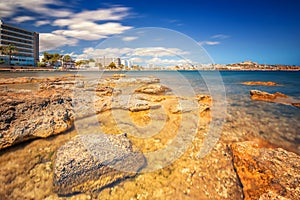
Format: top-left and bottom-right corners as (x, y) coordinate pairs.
(71, 47), (193, 65)
(75, 47), (190, 59)
(73, 7), (130, 22)
(53, 7), (130, 27)
(122, 36), (138, 42)
(129, 57), (144, 63)
(146, 57), (191, 65)
(80, 47), (133, 58)
(0, 0), (133, 52)
(39, 33), (78, 51)
(51, 8), (132, 41)
(0, 0), (71, 18)
(199, 41), (220, 46)
(211, 34), (229, 39)
(34, 20), (51, 27)
(132, 47), (190, 57)
(53, 29), (106, 40)
(13, 16), (35, 23)
(53, 22), (132, 40)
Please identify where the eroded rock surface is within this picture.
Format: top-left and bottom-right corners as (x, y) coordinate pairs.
(230, 141), (300, 200)
(249, 90), (300, 107)
(0, 89), (74, 150)
(53, 133), (146, 196)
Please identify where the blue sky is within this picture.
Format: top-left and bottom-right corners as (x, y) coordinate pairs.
(0, 0), (299, 65)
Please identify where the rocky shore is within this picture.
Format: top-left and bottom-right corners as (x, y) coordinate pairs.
(0, 74), (299, 199)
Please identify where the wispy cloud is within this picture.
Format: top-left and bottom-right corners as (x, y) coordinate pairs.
(13, 16), (35, 23)
(122, 36), (138, 42)
(198, 41), (220, 46)
(49, 7), (132, 43)
(0, 0), (133, 51)
(0, 0), (71, 18)
(199, 34), (229, 46)
(211, 34), (230, 39)
(146, 57), (191, 65)
(53, 22), (132, 40)
(167, 19), (184, 26)
(34, 20), (51, 27)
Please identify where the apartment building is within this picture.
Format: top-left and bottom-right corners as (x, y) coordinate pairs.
(0, 20), (39, 66)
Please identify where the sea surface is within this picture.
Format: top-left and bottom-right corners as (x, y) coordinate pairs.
(1, 70), (300, 153)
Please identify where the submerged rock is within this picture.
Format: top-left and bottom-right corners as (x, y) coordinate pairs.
(242, 81), (279, 86)
(53, 133), (146, 195)
(0, 90), (74, 150)
(230, 141), (300, 200)
(250, 90), (288, 100)
(291, 103), (300, 108)
(249, 90), (300, 107)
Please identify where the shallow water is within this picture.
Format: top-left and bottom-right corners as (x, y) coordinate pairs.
(1, 70), (299, 152)
(0, 70), (299, 199)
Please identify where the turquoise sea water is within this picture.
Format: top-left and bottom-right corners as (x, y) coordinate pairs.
(1, 70), (299, 153)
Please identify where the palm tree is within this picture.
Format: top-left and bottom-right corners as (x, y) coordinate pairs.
(0, 44), (17, 65)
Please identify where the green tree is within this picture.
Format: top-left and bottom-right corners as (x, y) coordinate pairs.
(107, 62), (116, 69)
(42, 52), (62, 66)
(0, 44), (17, 65)
(76, 60), (89, 67)
(63, 54), (72, 62)
(37, 62), (46, 67)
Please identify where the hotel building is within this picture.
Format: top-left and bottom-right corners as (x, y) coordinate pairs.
(0, 20), (39, 66)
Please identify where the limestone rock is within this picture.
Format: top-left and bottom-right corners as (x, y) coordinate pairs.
(135, 84), (170, 94)
(96, 86), (114, 96)
(242, 81), (279, 86)
(249, 90), (300, 107)
(0, 89), (74, 150)
(250, 90), (288, 100)
(53, 133), (146, 195)
(291, 103), (300, 108)
(230, 141), (300, 200)
(129, 105), (150, 112)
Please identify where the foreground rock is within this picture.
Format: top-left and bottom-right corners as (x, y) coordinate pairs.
(249, 90), (300, 107)
(0, 89), (74, 150)
(242, 81), (279, 86)
(230, 141), (300, 200)
(53, 133), (146, 195)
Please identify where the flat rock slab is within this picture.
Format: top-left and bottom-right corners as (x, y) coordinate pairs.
(53, 133), (146, 196)
(230, 141), (300, 200)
